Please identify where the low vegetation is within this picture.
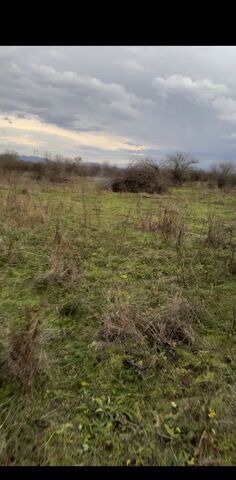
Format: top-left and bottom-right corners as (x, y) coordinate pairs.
(111, 159), (169, 194)
(6, 307), (44, 396)
(1, 150), (236, 191)
(100, 294), (197, 347)
(0, 151), (121, 183)
(0, 151), (236, 465)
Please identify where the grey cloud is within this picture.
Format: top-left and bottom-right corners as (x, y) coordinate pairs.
(1, 46), (236, 165)
(152, 75), (228, 103)
(73, 144), (106, 152)
(73, 126), (106, 132)
(0, 58), (152, 132)
(16, 112), (27, 119)
(212, 97), (236, 122)
(114, 58), (144, 72)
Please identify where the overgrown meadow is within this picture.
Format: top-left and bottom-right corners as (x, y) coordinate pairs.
(0, 173), (236, 465)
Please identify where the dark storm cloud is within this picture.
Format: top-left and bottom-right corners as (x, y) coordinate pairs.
(1, 46), (236, 165)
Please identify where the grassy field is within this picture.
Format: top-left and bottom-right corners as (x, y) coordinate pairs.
(0, 174), (236, 466)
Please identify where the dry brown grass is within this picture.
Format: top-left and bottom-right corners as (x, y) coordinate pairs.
(101, 304), (144, 343)
(139, 204), (186, 246)
(6, 306), (44, 396)
(30, 218), (81, 290)
(100, 294), (197, 347)
(148, 295), (196, 346)
(36, 249), (80, 289)
(1, 190), (48, 229)
(204, 213), (233, 249)
(157, 205), (184, 243)
(139, 211), (159, 233)
(0, 232), (26, 266)
(0, 235), (16, 264)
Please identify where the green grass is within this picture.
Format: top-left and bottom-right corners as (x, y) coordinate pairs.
(0, 176), (236, 465)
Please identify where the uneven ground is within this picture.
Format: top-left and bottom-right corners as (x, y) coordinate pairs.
(0, 174), (236, 466)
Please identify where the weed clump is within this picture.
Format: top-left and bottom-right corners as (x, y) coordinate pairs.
(139, 205), (186, 245)
(101, 304), (144, 343)
(100, 294), (197, 347)
(157, 206), (185, 243)
(148, 295), (196, 346)
(139, 211), (159, 233)
(203, 214), (233, 249)
(6, 307), (44, 395)
(35, 228), (80, 290)
(36, 254), (80, 289)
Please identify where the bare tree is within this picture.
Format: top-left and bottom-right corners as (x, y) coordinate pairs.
(163, 152), (198, 184)
(210, 162), (236, 188)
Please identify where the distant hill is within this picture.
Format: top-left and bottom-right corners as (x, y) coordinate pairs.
(19, 155), (46, 163)
(19, 156), (102, 168)
(82, 161), (101, 168)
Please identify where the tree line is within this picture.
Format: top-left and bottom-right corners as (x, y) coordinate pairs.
(0, 150), (236, 190)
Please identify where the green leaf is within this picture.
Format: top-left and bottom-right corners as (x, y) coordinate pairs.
(95, 408), (103, 413)
(164, 423), (176, 438)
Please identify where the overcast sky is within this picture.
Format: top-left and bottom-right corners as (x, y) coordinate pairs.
(1, 46), (236, 167)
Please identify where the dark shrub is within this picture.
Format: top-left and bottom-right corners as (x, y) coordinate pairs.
(210, 162), (236, 189)
(111, 159), (168, 194)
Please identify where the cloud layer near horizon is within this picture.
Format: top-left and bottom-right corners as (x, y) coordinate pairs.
(1, 46), (236, 166)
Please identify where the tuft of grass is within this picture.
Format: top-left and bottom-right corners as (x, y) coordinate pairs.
(158, 205), (185, 244)
(101, 303), (145, 343)
(203, 213), (233, 249)
(6, 306), (44, 396)
(100, 294), (197, 347)
(35, 242), (80, 290)
(147, 294), (197, 346)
